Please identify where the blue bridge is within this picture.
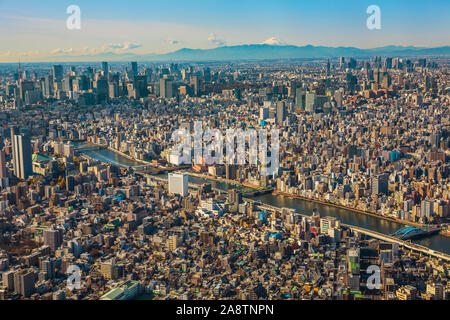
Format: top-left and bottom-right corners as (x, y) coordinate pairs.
(391, 226), (440, 240)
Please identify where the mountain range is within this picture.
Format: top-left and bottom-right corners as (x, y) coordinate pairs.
(44, 44), (450, 62)
(145, 44), (450, 61)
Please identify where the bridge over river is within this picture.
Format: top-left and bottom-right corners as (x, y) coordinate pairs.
(249, 200), (450, 262)
(144, 175), (450, 262)
(391, 226), (441, 240)
(68, 144), (450, 256)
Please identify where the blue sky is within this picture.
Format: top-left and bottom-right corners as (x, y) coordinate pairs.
(0, 0), (449, 62)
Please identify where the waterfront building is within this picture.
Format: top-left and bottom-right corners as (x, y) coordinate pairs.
(168, 173), (188, 197)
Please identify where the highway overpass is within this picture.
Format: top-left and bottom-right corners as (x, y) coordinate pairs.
(247, 199), (450, 262)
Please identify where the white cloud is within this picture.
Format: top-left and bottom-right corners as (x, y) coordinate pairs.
(102, 42), (143, 51)
(0, 50), (40, 61)
(47, 42), (143, 58)
(208, 33), (226, 46)
(0, 15), (213, 61)
(50, 48), (74, 55)
(0, 51), (12, 58)
(167, 39), (182, 45)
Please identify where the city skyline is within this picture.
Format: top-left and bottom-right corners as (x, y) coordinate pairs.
(1, 0), (450, 62)
(0, 0), (449, 305)
(0, 56), (449, 301)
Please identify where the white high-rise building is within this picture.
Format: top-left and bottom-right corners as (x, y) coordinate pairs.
(168, 173), (188, 197)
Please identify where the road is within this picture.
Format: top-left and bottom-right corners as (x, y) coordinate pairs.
(250, 200), (450, 262)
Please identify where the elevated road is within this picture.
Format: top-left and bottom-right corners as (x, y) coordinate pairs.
(246, 199), (450, 262)
(144, 176), (450, 262)
(346, 225), (450, 262)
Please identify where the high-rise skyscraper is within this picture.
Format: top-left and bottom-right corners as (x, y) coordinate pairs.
(225, 164), (238, 180)
(52, 65), (63, 82)
(10, 126), (19, 175)
(305, 92), (316, 113)
(43, 227), (63, 251)
(0, 148), (6, 178)
(94, 77), (109, 102)
(190, 75), (199, 96)
(101, 61), (109, 75)
(43, 74), (53, 98)
(228, 189), (242, 206)
(2, 270), (15, 292)
(160, 78), (173, 98)
(421, 200), (433, 218)
(276, 101), (286, 125)
(372, 173), (389, 196)
(295, 88), (306, 111)
(168, 173), (188, 197)
(13, 134), (32, 180)
(131, 62), (138, 77)
(339, 57), (346, 69)
(19, 80), (34, 102)
(40, 258), (56, 280)
(14, 269), (35, 298)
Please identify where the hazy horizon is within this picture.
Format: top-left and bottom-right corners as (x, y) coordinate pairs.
(1, 0), (449, 62)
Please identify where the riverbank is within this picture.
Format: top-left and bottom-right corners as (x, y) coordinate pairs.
(69, 146), (450, 250)
(186, 171), (273, 196)
(243, 197), (450, 261)
(186, 171), (448, 238)
(75, 140), (155, 167)
(187, 171), (263, 189)
(85, 141), (152, 166)
(272, 190), (450, 237)
(104, 146), (151, 166)
(441, 230), (450, 237)
(186, 171), (425, 229)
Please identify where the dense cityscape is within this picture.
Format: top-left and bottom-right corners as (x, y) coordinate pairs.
(0, 55), (448, 301)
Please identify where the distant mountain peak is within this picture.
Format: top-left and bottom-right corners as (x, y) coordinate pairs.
(261, 37), (284, 46)
(30, 44), (450, 62)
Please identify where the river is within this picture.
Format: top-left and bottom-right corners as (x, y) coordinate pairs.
(75, 144), (450, 255)
(187, 175), (450, 255)
(74, 142), (144, 167)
